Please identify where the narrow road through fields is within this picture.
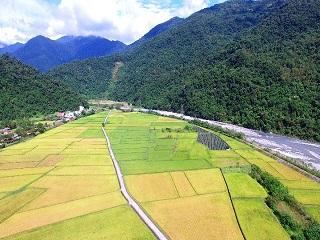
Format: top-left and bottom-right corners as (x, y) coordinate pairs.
(101, 113), (168, 240)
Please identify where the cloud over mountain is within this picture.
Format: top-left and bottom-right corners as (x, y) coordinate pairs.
(0, 0), (224, 44)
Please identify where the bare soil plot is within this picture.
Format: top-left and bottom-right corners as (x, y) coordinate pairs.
(224, 173), (267, 198)
(0, 192), (125, 239)
(23, 175), (119, 210)
(185, 169), (226, 194)
(142, 193), (243, 240)
(233, 198), (290, 240)
(125, 173), (178, 202)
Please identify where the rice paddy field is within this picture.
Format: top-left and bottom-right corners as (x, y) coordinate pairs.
(1, 110), (319, 239)
(0, 112), (154, 239)
(105, 111), (320, 240)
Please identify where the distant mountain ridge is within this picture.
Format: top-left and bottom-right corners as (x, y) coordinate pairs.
(0, 35), (126, 71)
(49, 0), (320, 142)
(129, 17), (183, 48)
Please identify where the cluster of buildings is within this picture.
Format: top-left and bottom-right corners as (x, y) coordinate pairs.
(0, 128), (21, 147)
(55, 106), (86, 126)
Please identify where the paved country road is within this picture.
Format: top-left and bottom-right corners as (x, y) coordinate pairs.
(102, 113), (168, 240)
(140, 109), (320, 171)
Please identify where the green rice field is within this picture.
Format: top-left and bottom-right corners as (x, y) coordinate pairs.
(0, 110), (318, 239)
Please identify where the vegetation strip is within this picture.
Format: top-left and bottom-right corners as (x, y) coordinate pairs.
(101, 113), (168, 240)
(250, 165), (320, 239)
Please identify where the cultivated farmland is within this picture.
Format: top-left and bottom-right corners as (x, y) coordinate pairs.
(1, 110), (319, 239)
(105, 111), (320, 239)
(0, 112), (154, 239)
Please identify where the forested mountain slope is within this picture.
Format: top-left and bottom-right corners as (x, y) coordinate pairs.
(48, 0), (320, 141)
(0, 55), (87, 120)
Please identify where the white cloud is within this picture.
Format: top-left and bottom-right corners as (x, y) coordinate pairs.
(0, 0), (223, 45)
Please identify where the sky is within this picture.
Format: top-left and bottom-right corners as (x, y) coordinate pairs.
(0, 0), (226, 45)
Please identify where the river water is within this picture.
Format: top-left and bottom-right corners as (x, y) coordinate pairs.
(141, 109), (320, 170)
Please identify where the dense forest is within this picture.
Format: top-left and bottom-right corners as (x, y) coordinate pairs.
(0, 55), (87, 120)
(49, 0), (320, 142)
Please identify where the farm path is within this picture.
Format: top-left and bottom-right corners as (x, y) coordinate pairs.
(101, 113), (168, 240)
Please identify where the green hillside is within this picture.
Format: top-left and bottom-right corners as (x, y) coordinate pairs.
(0, 55), (87, 120)
(48, 0), (320, 141)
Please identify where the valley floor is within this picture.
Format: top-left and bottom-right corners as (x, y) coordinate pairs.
(0, 111), (319, 239)
(149, 109), (320, 170)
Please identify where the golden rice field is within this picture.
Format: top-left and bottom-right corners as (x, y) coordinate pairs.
(0, 112), (154, 239)
(1, 110), (319, 240)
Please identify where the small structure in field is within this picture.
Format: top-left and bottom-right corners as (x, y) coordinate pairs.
(119, 105), (133, 112)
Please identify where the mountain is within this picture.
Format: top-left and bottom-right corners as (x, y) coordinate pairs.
(0, 42), (7, 48)
(0, 42), (23, 54)
(129, 17), (183, 48)
(1, 35), (126, 71)
(48, 0), (320, 142)
(0, 55), (87, 120)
